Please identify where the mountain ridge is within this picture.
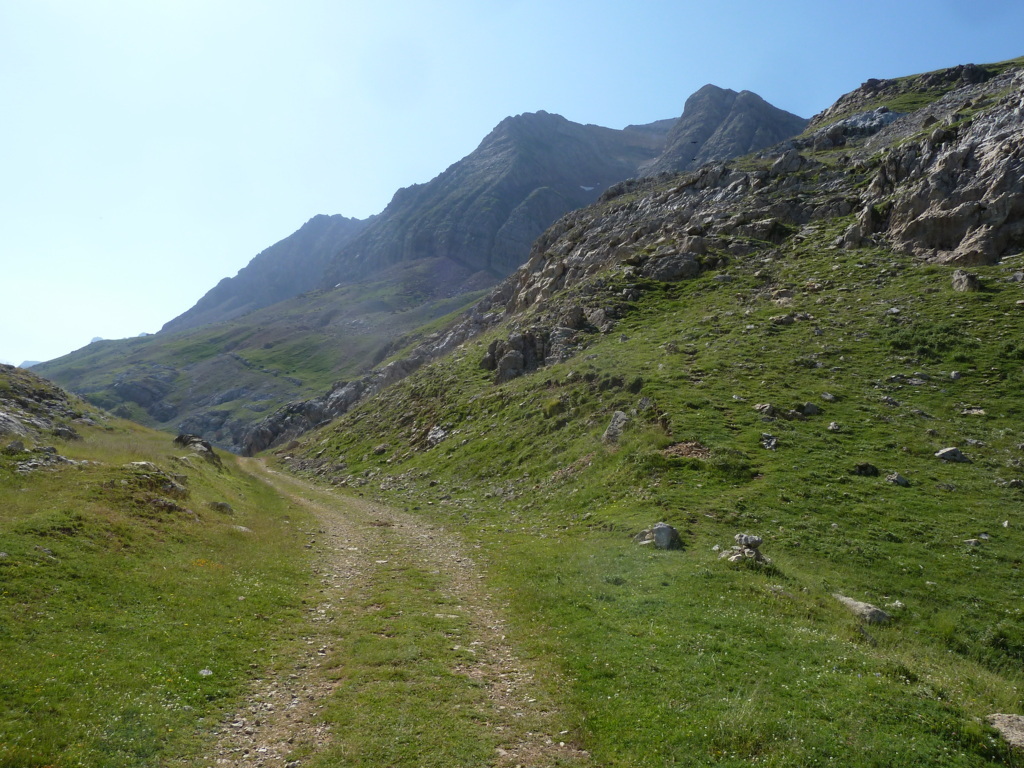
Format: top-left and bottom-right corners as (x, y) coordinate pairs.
(38, 85), (809, 449)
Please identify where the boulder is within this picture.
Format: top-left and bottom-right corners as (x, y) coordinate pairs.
(833, 594), (891, 624)
(886, 472), (911, 487)
(987, 714), (1024, 751)
(719, 532), (771, 564)
(935, 447), (971, 463)
(633, 522), (684, 550)
(771, 149), (804, 175)
(951, 269), (981, 292)
(173, 433), (223, 468)
(641, 253), (701, 282)
(602, 411), (630, 444)
(0, 411), (27, 437)
(426, 426), (448, 447)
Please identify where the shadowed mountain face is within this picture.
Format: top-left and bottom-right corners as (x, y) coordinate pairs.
(160, 112), (674, 336)
(320, 110), (673, 287)
(641, 84), (808, 175)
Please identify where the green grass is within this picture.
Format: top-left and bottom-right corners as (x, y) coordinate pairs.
(284, 225), (1024, 765)
(0, 417), (316, 767)
(34, 264), (493, 444)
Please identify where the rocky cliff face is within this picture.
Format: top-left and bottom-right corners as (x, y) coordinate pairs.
(320, 111), (672, 288)
(238, 58), (1024, 454)
(642, 84), (807, 175)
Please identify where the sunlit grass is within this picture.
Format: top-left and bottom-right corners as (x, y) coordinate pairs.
(0, 414), (316, 767)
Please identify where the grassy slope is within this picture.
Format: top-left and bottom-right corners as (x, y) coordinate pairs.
(286, 222), (1024, 766)
(0, 407), (316, 766)
(35, 264), (486, 436)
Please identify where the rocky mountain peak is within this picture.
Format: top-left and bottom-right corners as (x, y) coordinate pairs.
(641, 84), (807, 176)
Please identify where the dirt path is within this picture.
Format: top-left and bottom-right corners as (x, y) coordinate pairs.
(205, 459), (585, 767)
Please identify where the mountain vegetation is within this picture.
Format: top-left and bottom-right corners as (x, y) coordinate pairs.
(7, 55), (1024, 766)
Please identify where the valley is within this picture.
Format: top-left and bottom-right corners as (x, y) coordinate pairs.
(4, 54), (1024, 766)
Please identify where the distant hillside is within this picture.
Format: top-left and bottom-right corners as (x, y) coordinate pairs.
(163, 213), (369, 333)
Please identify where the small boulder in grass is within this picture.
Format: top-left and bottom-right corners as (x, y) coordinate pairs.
(987, 714), (1024, 751)
(633, 522), (683, 550)
(833, 594), (891, 624)
(935, 447), (971, 463)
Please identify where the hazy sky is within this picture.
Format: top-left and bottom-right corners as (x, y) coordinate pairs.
(3, 0), (1023, 366)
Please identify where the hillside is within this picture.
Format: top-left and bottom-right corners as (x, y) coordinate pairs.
(38, 88), (807, 450)
(0, 369), (596, 766)
(0, 365), (317, 765)
(251, 57), (1024, 764)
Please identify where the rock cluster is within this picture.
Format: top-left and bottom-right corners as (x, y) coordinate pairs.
(719, 533), (771, 564)
(0, 364), (101, 448)
(173, 433), (223, 468)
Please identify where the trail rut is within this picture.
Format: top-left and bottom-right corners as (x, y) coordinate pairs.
(203, 459), (585, 767)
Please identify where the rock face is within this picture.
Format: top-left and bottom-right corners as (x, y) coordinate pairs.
(855, 68), (1024, 265)
(321, 111), (672, 288)
(642, 85), (808, 175)
(0, 364), (101, 444)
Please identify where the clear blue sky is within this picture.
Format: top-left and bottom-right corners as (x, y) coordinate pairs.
(2, 0), (1022, 366)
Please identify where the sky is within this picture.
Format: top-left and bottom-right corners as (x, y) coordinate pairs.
(2, 0), (1023, 367)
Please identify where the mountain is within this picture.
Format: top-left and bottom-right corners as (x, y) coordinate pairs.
(38, 88), (807, 450)
(15, 56), (1024, 764)
(241, 55), (1024, 454)
(162, 213), (369, 333)
(321, 110), (674, 287)
(256, 56), (1024, 762)
(162, 113), (670, 337)
(641, 84), (808, 175)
